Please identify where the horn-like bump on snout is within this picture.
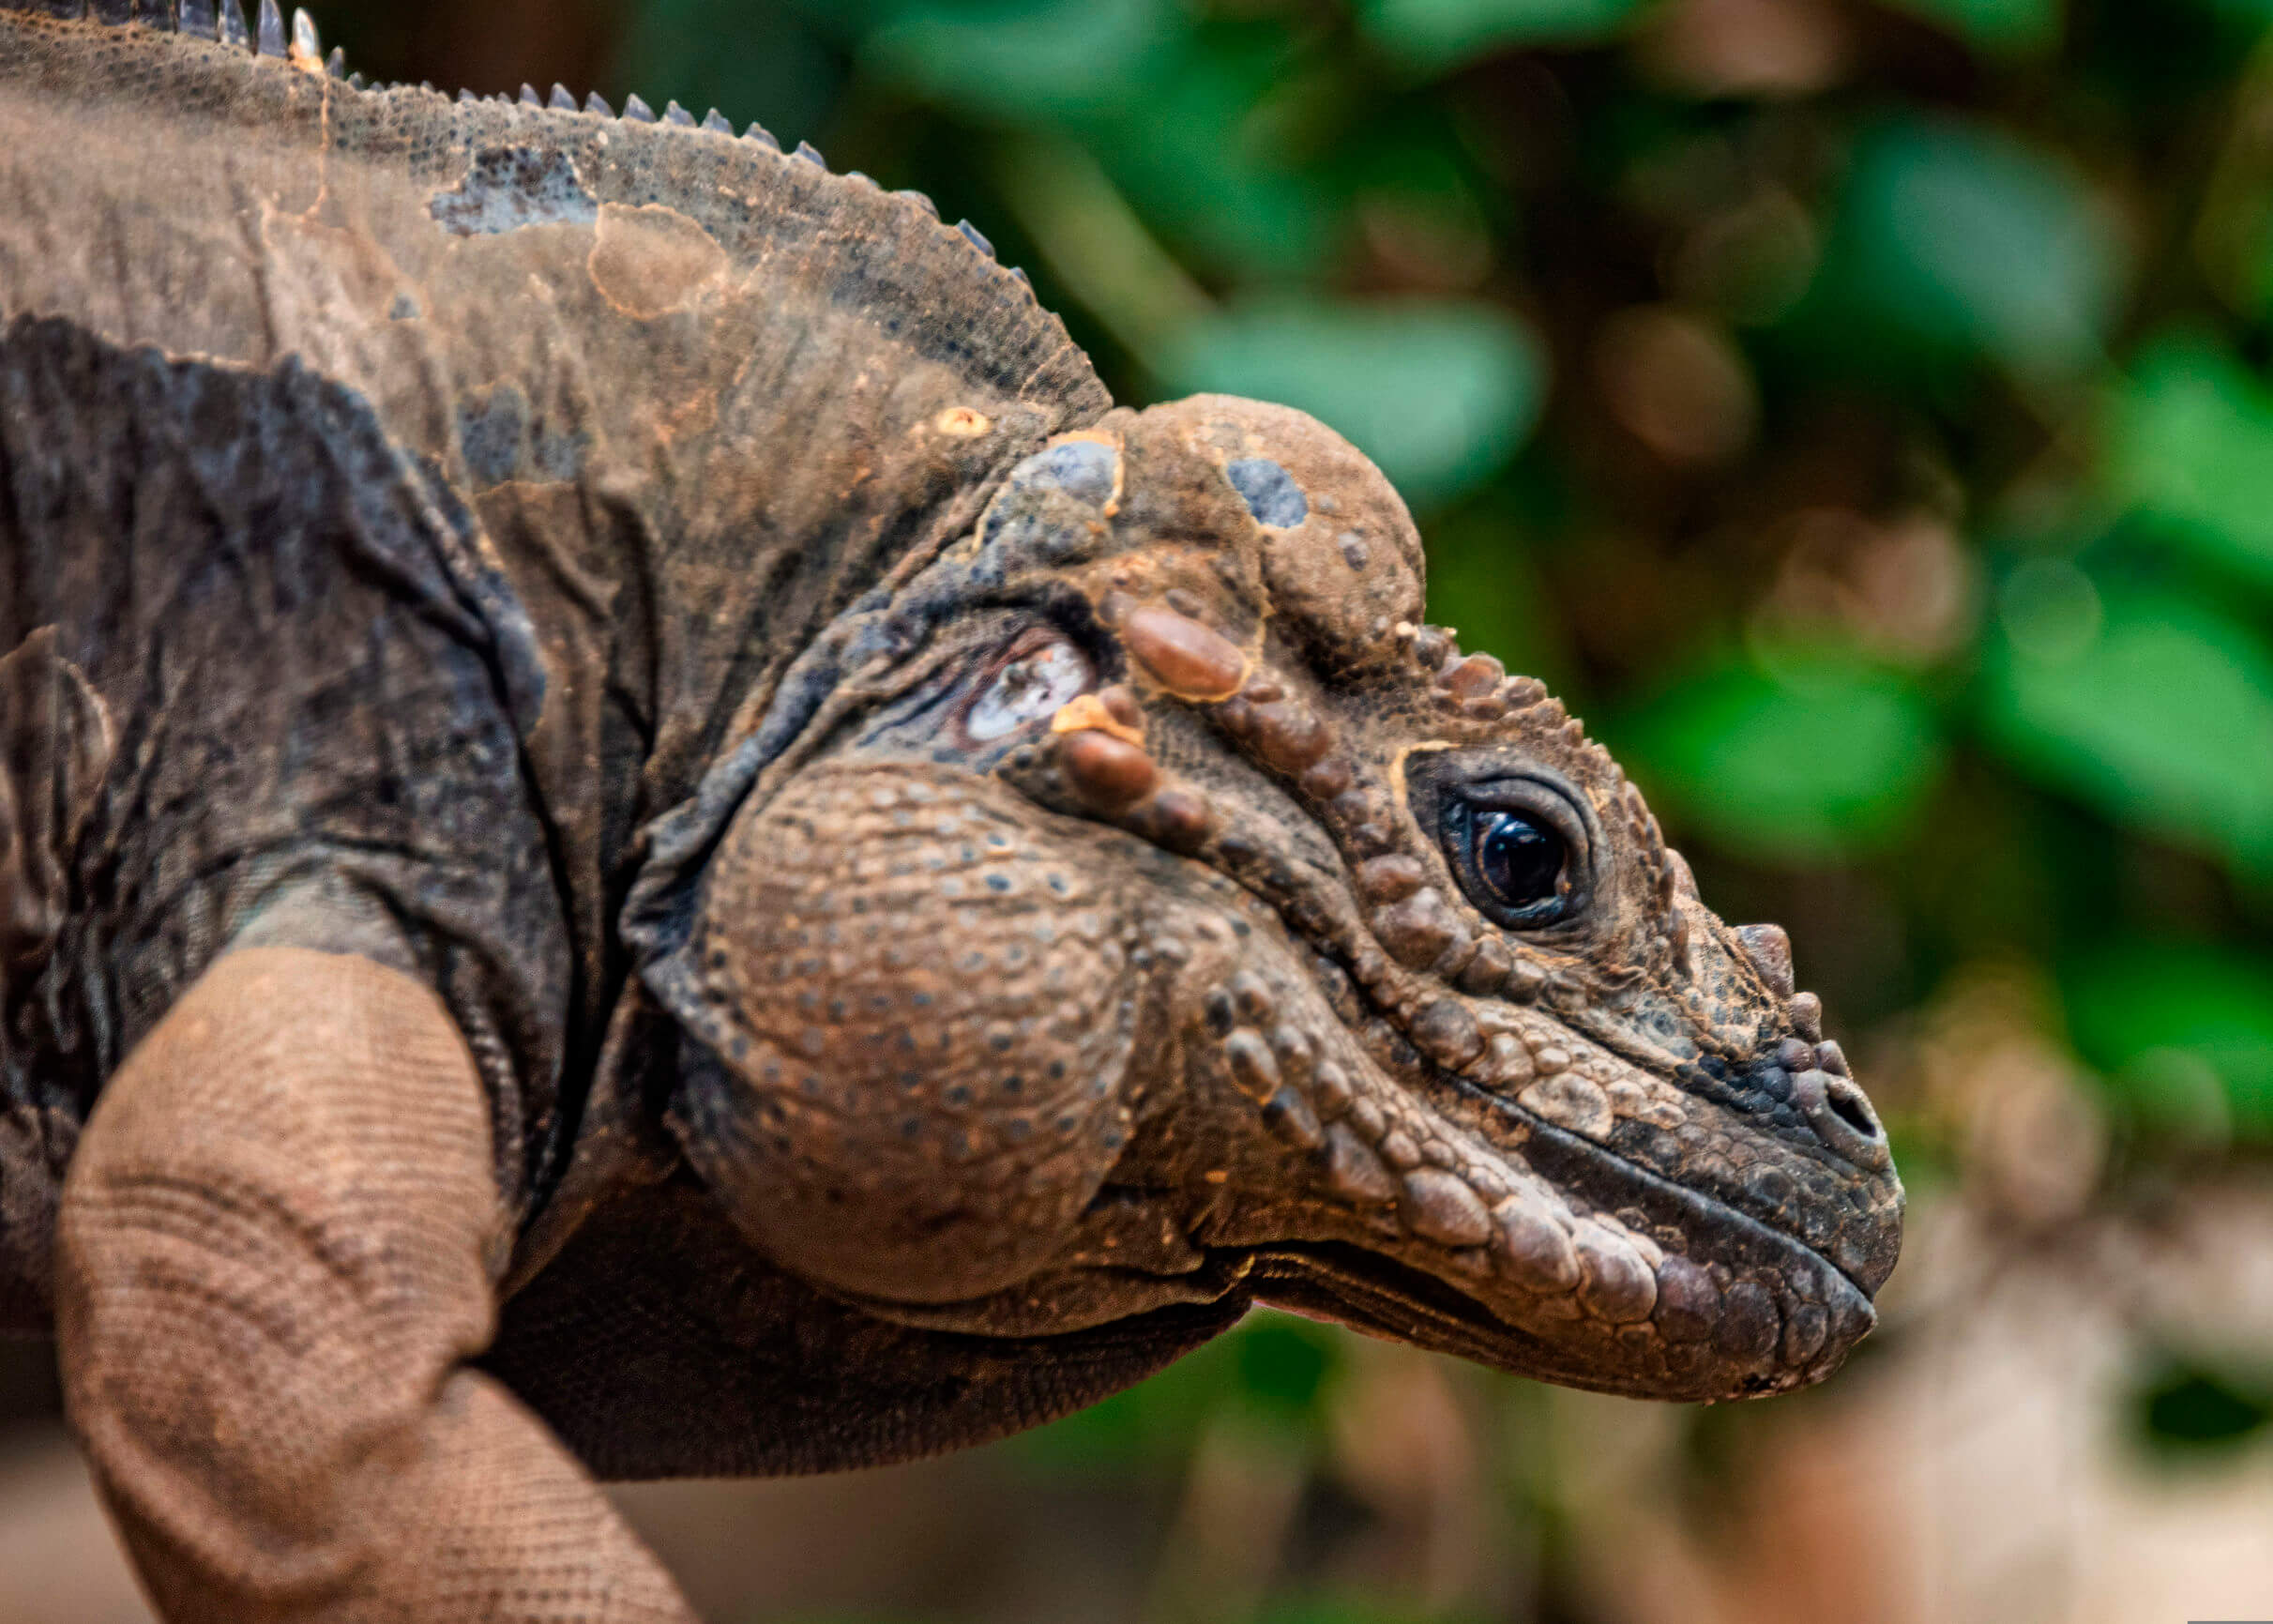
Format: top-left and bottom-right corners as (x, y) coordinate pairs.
(1121, 604), (1249, 701)
(1735, 922), (1796, 996)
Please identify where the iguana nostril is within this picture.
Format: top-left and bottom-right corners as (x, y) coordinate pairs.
(1826, 1077), (1881, 1140)
(1791, 1068), (1891, 1170)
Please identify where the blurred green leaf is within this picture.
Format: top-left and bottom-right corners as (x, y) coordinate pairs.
(1086, 33), (1333, 276)
(991, 135), (1216, 358)
(1982, 584), (2273, 876)
(1258, 1600), (1486, 1624)
(2131, 1360), (2273, 1455)
(1424, 507), (1568, 691)
(1616, 659), (1945, 861)
(1881, 0), (2063, 52)
(2065, 942), (2273, 1136)
(1234, 1316), (1336, 1418)
(617, 0), (841, 144)
(1358, 0), (1647, 72)
(1819, 119), (2118, 376)
(862, 0), (1181, 120)
(2111, 335), (2273, 592)
(1014, 1312), (1343, 1471)
(1161, 299), (1546, 509)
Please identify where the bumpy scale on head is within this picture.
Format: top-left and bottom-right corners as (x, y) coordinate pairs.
(669, 404), (1902, 1392)
(1041, 399), (1887, 1389)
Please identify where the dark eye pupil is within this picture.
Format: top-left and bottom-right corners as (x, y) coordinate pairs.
(1476, 811), (1563, 910)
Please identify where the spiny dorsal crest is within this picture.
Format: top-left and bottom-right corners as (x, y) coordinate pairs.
(14, 0), (1029, 297)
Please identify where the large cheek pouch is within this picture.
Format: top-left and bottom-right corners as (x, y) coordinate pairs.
(667, 754), (1142, 1307)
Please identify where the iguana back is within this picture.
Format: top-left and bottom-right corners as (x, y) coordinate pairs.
(0, 0), (1110, 1304)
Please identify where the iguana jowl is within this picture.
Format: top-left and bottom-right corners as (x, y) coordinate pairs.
(0, 5), (1902, 1618)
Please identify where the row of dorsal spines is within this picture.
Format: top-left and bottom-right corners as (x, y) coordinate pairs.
(18, 0), (319, 62)
(471, 83), (1029, 294)
(24, 0), (1032, 296)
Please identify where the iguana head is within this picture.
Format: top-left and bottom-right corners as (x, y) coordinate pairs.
(657, 395), (1902, 1404)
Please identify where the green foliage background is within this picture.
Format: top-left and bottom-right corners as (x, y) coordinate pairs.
(312, 0), (2273, 1616)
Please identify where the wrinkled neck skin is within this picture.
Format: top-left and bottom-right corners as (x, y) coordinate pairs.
(645, 394), (1904, 1404)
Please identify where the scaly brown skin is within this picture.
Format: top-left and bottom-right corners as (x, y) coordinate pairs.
(658, 397), (1902, 1401)
(0, 7), (1902, 1619)
(60, 948), (695, 1622)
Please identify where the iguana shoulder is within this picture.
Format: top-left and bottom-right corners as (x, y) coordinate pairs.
(0, 0), (1111, 1317)
(1, 0), (1106, 812)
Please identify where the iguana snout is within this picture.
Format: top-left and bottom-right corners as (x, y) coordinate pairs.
(661, 396), (1902, 1403)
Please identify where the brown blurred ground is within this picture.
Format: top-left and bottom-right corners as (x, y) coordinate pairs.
(11, 1173), (2273, 1624)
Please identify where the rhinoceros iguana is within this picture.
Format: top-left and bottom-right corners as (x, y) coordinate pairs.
(0, 3), (1902, 1618)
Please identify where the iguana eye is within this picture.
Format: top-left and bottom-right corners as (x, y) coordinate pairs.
(1476, 811), (1564, 908)
(1443, 797), (1574, 927)
(964, 632), (1091, 741)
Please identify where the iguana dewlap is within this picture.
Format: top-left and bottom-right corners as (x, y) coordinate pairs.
(0, 6), (1903, 1619)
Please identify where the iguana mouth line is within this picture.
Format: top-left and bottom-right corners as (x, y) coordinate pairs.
(1250, 1242), (1571, 1370)
(1468, 1082), (1879, 1302)
(1250, 1218), (1860, 1398)
(1289, 911), (1878, 1297)
(1250, 1087), (1878, 1395)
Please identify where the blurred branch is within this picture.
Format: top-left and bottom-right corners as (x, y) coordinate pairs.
(1143, 1414), (1309, 1624)
(989, 134), (1216, 373)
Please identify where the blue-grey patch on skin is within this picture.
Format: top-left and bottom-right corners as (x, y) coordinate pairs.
(457, 384), (589, 487)
(459, 386), (527, 486)
(388, 293), (421, 322)
(1013, 440), (1117, 505)
(1227, 458), (1308, 528)
(430, 146), (599, 237)
(975, 441), (1121, 566)
(532, 430), (588, 480)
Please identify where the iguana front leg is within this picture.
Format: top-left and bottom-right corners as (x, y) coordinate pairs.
(54, 947), (694, 1624)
